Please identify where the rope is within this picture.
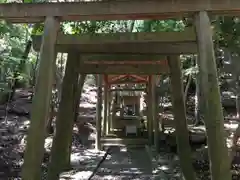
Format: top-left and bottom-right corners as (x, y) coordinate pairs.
(87, 147), (112, 180)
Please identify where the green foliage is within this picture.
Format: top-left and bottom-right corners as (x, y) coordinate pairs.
(64, 20), (137, 34)
(137, 20), (185, 32)
(214, 16), (240, 54)
(0, 19), (35, 91)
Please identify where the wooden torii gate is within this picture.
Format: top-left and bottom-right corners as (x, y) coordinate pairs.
(31, 30), (194, 150)
(0, 0), (237, 180)
(31, 29), (195, 150)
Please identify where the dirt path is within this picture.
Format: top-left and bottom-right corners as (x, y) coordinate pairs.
(60, 145), (185, 180)
(92, 146), (153, 180)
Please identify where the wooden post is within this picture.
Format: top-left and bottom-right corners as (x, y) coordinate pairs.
(120, 95), (124, 117)
(135, 96), (140, 116)
(110, 95), (117, 132)
(106, 86), (111, 134)
(168, 55), (196, 180)
(147, 75), (153, 145)
(109, 91), (115, 132)
(22, 17), (59, 180)
(146, 84), (150, 141)
(103, 75), (108, 136)
(158, 76), (165, 132)
(152, 75), (159, 150)
(140, 92), (144, 117)
(155, 76), (160, 129)
(155, 76), (161, 132)
(47, 51), (80, 180)
(96, 75), (103, 150)
(195, 11), (231, 180)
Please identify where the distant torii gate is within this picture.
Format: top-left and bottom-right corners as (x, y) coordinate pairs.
(99, 73), (161, 148)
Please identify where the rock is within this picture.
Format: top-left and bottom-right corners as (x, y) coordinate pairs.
(44, 137), (53, 150)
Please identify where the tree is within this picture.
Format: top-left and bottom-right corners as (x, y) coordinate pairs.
(215, 16), (240, 162)
(0, 21), (34, 103)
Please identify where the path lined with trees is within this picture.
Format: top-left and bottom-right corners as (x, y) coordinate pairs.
(0, 1), (240, 180)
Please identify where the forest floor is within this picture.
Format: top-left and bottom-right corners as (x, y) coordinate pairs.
(0, 86), (239, 179)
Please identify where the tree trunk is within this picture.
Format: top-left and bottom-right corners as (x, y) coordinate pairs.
(47, 51), (80, 180)
(231, 53), (240, 162)
(194, 74), (201, 125)
(232, 73), (240, 161)
(168, 55), (196, 180)
(10, 40), (32, 100)
(195, 11), (231, 180)
(184, 74), (192, 104)
(232, 124), (240, 161)
(56, 53), (64, 101)
(22, 17), (59, 180)
(46, 98), (55, 134)
(235, 80), (240, 118)
(30, 52), (39, 100)
(74, 74), (87, 123)
(194, 59), (204, 126)
(227, 51), (240, 118)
